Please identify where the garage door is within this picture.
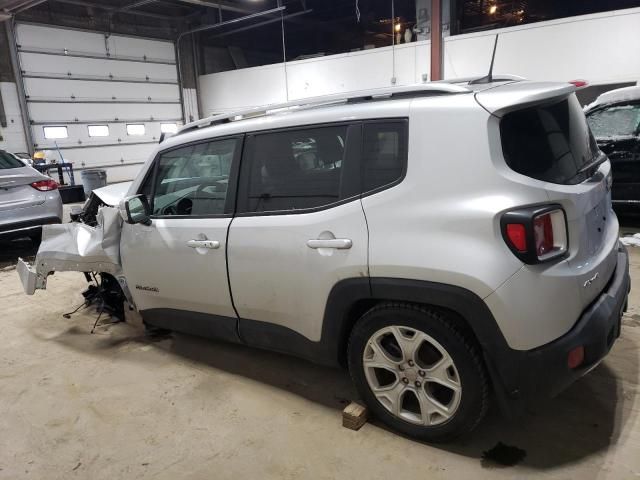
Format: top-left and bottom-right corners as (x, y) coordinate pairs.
(16, 23), (182, 184)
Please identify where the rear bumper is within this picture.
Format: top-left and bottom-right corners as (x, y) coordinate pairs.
(518, 245), (630, 397)
(0, 216), (61, 240)
(492, 245), (630, 415)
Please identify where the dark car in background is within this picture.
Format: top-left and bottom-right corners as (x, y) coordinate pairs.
(585, 86), (640, 213)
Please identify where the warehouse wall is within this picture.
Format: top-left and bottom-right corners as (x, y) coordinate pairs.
(0, 23), (27, 153)
(0, 82), (28, 153)
(199, 7), (640, 115)
(200, 41), (431, 114)
(444, 7), (640, 83)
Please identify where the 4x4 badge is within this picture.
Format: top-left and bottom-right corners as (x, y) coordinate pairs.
(583, 272), (599, 288)
(136, 285), (159, 293)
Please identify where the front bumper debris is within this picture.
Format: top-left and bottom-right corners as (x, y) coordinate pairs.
(17, 206), (123, 295)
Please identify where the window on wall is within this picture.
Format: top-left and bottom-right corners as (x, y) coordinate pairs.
(43, 126), (68, 139)
(161, 123), (178, 134)
(244, 125), (348, 213)
(127, 124), (146, 136)
(454, 0), (640, 34)
(88, 125), (109, 137)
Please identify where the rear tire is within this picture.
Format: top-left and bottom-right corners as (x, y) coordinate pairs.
(347, 303), (489, 442)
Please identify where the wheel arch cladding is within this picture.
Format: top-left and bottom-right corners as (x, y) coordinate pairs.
(324, 277), (521, 414)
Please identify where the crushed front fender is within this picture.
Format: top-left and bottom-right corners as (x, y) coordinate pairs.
(18, 206), (122, 295)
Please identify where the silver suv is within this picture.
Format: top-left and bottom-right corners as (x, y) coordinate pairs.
(18, 78), (631, 442)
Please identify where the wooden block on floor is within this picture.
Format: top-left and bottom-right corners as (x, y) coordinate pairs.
(342, 402), (368, 431)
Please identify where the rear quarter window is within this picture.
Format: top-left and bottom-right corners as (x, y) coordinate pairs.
(500, 95), (599, 185)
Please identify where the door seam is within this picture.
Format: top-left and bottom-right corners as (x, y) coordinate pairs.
(359, 196), (373, 296)
(225, 216), (244, 342)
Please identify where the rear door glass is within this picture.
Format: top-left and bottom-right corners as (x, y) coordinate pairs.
(243, 125), (348, 213)
(500, 95), (600, 185)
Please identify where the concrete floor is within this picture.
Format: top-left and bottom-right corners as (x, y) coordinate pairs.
(0, 228), (639, 479)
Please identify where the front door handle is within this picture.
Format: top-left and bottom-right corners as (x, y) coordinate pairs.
(306, 238), (352, 249)
(187, 239), (220, 249)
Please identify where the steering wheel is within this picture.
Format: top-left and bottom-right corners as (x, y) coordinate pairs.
(195, 181), (218, 197)
(176, 197), (193, 215)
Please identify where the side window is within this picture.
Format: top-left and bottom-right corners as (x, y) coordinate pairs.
(245, 125), (348, 213)
(144, 138), (239, 217)
(362, 121), (408, 192)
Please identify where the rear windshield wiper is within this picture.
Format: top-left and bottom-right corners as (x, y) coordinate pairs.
(576, 152), (607, 176)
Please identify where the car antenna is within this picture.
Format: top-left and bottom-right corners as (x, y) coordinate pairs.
(470, 34), (499, 85)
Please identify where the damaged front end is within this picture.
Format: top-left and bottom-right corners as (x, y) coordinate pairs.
(17, 206), (131, 304)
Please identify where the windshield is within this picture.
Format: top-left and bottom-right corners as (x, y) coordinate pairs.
(0, 151), (25, 170)
(587, 103), (640, 139)
(500, 95), (600, 185)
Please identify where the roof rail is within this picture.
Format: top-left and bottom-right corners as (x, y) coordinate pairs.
(177, 83), (470, 135)
(437, 74), (525, 85)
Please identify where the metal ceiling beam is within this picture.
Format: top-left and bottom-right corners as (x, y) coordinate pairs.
(116, 0), (159, 13)
(177, 5), (285, 39)
(175, 5), (286, 122)
(48, 0), (186, 20)
(3, 0), (48, 15)
(208, 9), (312, 39)
(167, 0), (254, 14)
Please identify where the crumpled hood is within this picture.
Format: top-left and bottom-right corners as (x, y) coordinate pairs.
(18, 206), (123, 295)
(37, 206), (122, 268)
(92, 181), (133, 206)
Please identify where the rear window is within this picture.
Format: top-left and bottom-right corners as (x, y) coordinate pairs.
(500, 95), (600, 185)
(0, 151), (25, 170)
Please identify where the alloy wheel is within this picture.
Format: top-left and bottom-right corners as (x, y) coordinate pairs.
(362, 325), (462, 426)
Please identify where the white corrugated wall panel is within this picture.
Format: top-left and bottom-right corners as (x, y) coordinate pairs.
(27, 103), (182, 123)
(23, 78), (180, 102)
(20, 53), (178, 82)
(16, 23), (182, 184)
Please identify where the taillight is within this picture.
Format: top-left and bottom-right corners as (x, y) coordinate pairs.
(533, 209), (567, 260)
(501, 205), (568, 264)
(505, 224), (527, 252)
(31, 179), (58, 191)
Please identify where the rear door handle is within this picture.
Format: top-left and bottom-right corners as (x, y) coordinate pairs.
(306, 238), (352, 249)
(187, 239), (220, 249)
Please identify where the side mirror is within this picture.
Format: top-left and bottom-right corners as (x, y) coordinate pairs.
(119, 195), (152, 226)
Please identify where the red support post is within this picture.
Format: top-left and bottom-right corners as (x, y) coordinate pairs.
(430, 0), (443, 81)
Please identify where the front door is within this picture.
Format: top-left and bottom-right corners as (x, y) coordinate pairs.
(121, 136), (242, 333)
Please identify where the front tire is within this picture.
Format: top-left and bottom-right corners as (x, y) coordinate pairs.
(348, 303), (489, 442)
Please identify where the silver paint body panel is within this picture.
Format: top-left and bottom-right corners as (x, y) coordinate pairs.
(18, 80), (621, 351)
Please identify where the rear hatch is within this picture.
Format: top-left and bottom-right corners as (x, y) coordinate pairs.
(477, 82), (619, 308)
(0, 152), (47, 213)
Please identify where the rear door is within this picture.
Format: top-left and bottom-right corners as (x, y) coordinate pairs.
(120, 136), (242, 335)
(227, 123), (368, 346)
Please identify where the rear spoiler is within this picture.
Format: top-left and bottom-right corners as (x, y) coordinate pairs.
(475, 82), (576, 117)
